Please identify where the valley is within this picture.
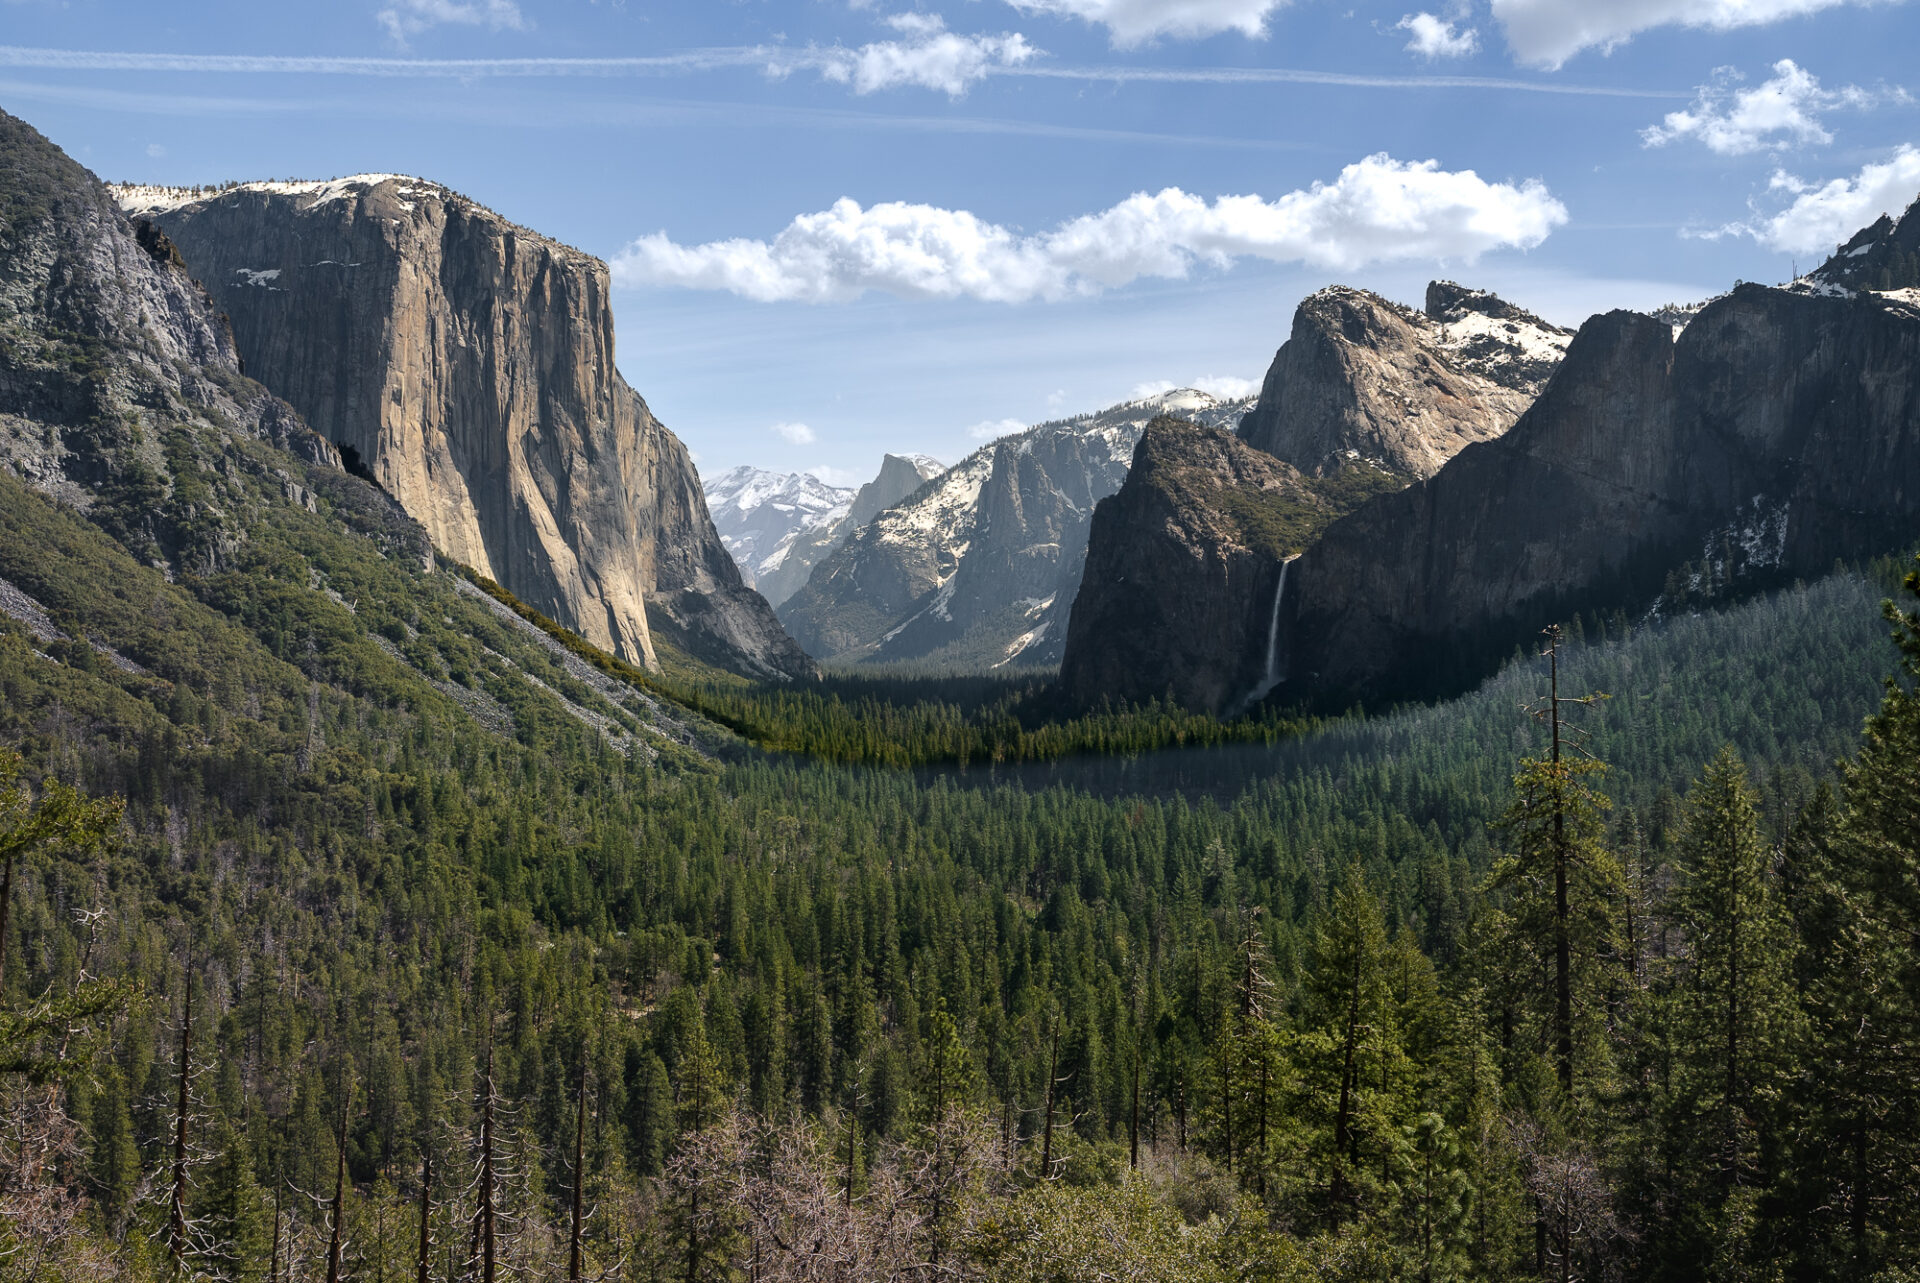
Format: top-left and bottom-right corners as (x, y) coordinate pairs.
(3, 90), (1920, 1283)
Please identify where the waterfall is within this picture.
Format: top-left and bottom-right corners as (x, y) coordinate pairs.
(1262, 558), (1290, 688)
(1241, 557), (1295, 711)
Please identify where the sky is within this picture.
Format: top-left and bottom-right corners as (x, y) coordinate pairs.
(4, 0), (1917, 486)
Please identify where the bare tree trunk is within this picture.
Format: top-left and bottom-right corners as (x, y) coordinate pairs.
(570, 1058), (588, 1283)
(471, 1047), (498, 1283)
(1040, 1022), (1060, 1179)
(167, 971), (194, 1276)
(415, 1154), (433, 1283)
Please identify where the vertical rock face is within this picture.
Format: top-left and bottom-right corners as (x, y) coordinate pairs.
(116, 176), (813, 680)
(1281, 274), (1920, 704)
(1057, 419), (1328, 713)
(1237, 283), (1570, 479)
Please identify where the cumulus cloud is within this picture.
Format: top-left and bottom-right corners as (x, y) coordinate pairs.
(808, 464), (866, 487)
(1643, 60), (1882, 154)
(772, 421), (818, 445)
(1397, 12), (1480, 58)
(145, 142), (166, 158)
(968, 418), (1030, 440)
(807, 13), (1037, 95)
(613, 154), (1569, 304)
(1748, 145), (1920, 254)
(1131, 375), (1260, 399)
(1003, 0), (1284, 45)
(377, 0), (525, 48)
(1490, 0), (1880, 70)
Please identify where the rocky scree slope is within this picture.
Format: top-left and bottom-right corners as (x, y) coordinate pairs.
(703, 466), (853, 603)
(1237, 281), (1570, 480)
(723, 453), (942, 609)
(116, 174), (812, 681)
(0, 109), (722, 758)
(778, 390), (1250, 671)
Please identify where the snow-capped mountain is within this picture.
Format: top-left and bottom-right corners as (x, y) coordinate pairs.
(778, 389), (1253, 671)
(704, 467), (854, 597)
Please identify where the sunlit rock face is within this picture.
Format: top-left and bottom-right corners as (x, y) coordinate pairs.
(120, 175), (813, 680)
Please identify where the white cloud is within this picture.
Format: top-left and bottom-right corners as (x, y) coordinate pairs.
(145, 142), (166, 158)
(809, 14), (1038, 95)
(1397, 12), (1480, 58)
(1004, 0), (1284, 45)
(968, 418), (1030, 440)
(1490, 0), (1884, 70)
(377, 0), (526, 48)
(613, 154), (1569, 304)
(1643, 60), (1880, 154)
(1131, 375), (1260, 399)
(808, 464), (866, 487)
(1193, 374), (1260, 399)
(1749, 145), (1920, 253)
(772, 421), (818, 444)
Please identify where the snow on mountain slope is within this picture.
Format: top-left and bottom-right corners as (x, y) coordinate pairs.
(778, 389), (1253, 670)
(703, 467), (854, 592)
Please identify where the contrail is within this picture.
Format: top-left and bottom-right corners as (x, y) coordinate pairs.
(0, 45), (1684, 98)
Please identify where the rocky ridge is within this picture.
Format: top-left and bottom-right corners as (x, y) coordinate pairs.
(1237, 282), (1571, 480)
(703, 466), (854, 602)
(746, 453), (945, 609)
(778, 390), (1251, 670)
(115, 174), (813, 680)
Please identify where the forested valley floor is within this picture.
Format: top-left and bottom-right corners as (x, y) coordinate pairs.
(2, 447), (1919, 1282)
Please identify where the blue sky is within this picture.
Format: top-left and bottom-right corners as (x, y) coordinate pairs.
(4, 0), (1917, 484)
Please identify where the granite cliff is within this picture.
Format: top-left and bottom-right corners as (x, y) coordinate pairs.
(1058, 282), (1565, 712)
(1277, 271), (1920, 703)
(1237, 281), (1569, 479)
(1063, 205), (1920, 713)
(115, 175), (812, 680)
(1056, 419), (1334, 713)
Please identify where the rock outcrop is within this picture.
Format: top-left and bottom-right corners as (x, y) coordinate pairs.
(1057, 418), (1334, 713)
(1237, 282), (1570, 479)
(1277, 264), (1920, 704)
(747, 453), (944, 609)
(779, 390), (1249, 670)
(0, 111), (348, 574)
(116, 175), (812, 680)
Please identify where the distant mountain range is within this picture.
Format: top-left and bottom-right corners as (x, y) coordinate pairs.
(703, 454), (944, 609)
(704, 467), (854, 595)
(776, 389), (1251, 671)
